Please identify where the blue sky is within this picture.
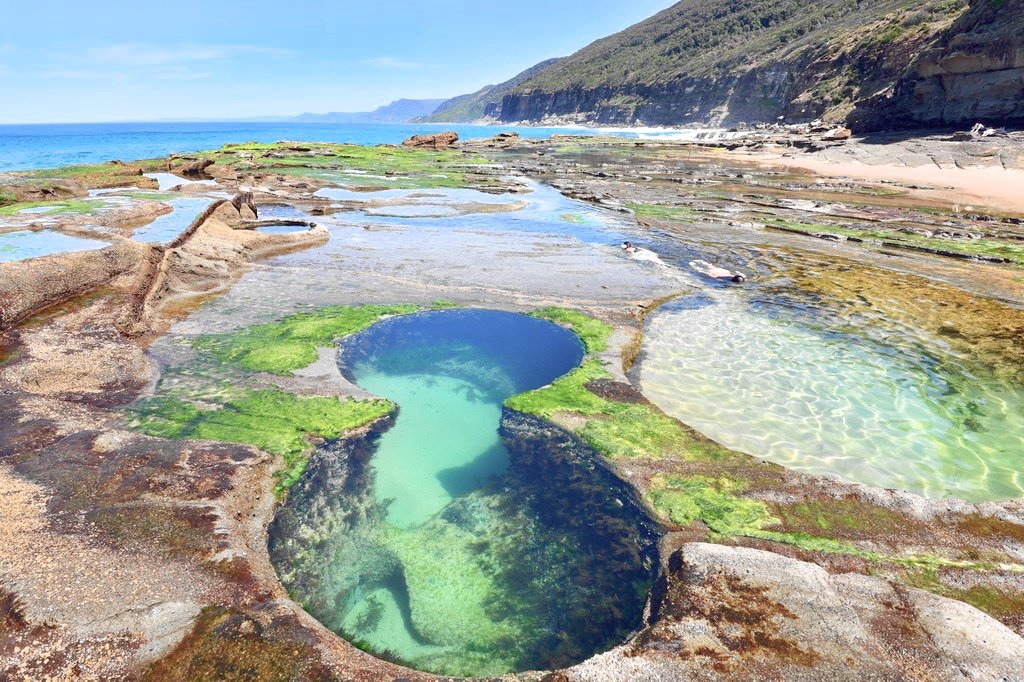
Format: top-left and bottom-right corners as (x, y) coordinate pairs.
(0, 1), (677, 123)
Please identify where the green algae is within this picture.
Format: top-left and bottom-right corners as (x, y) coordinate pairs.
(118, 191), (181, 201)
(901, 568), (1024, 619)
(194, 141), (492, 190)
(193, 304), (420, 374)
(142, 607), (335, 681)
(768, 219), (1024, 267)
(20, 160), (165, 189)
(505, 359), (612, 418)
(0, 199), (106, 216)
(646, 475), (1022, 572)
(772, 499), (917, 537)
(629, 203), (704, 222)
(648, 475), (778, 536)
(129, 390), (393, 494)
(579, 405), (714, 461)
(505, 356), (732, 461)
(506, 308), (735, 462)
(529, 306), (613, 353)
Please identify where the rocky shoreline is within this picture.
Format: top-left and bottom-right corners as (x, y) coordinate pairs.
(1, 134), (1023, 679)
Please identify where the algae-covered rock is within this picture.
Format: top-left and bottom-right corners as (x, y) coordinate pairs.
(568, 542), (1024, 680)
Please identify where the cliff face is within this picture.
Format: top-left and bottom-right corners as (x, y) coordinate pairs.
(852, 0), (1024, 130)
(418, 59), (563, 123)
(484, 0), (1022, 131)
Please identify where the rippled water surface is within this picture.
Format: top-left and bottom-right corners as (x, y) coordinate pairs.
(640, 289), (1024, 501)
(271, 310), (659, 676)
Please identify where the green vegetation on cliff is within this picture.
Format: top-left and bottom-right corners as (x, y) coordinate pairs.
(479, 0), (975, 127)
(419, 58), (563, 123)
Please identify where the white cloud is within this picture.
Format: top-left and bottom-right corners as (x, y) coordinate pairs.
(362, 56), (429, 70)
(38, 43), (290, 83)
(87, 43), (292, 66)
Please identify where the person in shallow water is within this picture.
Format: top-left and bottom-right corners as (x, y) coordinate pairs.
(690, 259), (747, 283)
(622, 241), (638, 253)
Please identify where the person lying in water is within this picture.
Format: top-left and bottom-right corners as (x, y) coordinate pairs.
(622, 241), (638, 253)
(690, 260), (747, 283)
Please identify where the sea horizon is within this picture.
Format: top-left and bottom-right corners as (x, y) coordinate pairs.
(0, 120), (634, 173)
(0, 120), (731, 173)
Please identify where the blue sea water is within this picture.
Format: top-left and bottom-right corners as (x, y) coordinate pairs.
(0, 121), (623, 172)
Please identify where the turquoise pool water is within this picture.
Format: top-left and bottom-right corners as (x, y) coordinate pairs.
(271, 310), (660, 676)
(0, 229), (109, 262)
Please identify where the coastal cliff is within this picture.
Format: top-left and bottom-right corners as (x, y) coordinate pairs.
(443, 0), (1022, 131)
(853, 0), (1024, 130)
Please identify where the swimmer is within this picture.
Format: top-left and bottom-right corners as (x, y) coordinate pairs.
(621, 241), (638, 253)
(690, 260), (747, 283)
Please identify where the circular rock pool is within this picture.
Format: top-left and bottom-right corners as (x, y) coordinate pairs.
(269, 309), (660, 676)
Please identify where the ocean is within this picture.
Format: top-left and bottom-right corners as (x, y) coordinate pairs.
(0, 121), (630, 173)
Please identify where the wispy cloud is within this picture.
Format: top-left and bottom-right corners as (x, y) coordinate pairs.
(361, 56), (429, 70)
(40, 42), (292, 83)
(42, 67), (213, 81)
(88, 43), (293, 67)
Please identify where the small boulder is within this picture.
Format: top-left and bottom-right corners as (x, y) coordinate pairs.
(178, 159), (215, 178)
(403, 131), (459, 150)
(821, 127), (853, 141)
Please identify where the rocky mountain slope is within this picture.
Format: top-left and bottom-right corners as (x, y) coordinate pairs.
(289, 99), (447, 124)
(416, 59), (562, 123)
(472, 0), (1021, 131)
(853, 0), (1024, 130)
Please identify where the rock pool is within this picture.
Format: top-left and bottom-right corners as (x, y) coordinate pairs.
(130, 197), (212, 243)
(639, 286), (1024, 502)
(0, 229), (109, 262)
(269, 310), (660, 676)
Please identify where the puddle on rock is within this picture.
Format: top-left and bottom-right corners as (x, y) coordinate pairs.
(144, 172), (216, 191)
(131, 197), (212, 244)
(0, 229), (110, 262)
(270, 309), (660, 677)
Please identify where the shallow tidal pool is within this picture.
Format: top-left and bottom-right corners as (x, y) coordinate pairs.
(0, 229), (109, 262)
(640, 291), (1024, 502)
(270, 309), (660, 676)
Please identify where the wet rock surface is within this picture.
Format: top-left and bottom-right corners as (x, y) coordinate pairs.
(569, 543), (1024, 680)
(1, 137), (1023, 680)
